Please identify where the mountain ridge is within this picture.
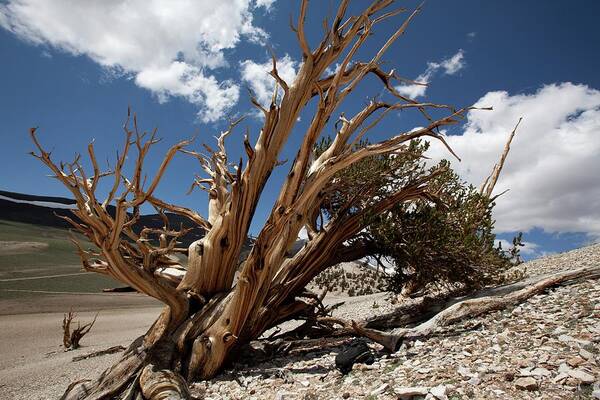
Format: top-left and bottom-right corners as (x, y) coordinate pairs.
(0, 189), (206, 246)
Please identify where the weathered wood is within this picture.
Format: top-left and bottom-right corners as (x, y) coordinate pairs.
(351, 266), (600, 351)
(63, 311), (97, 350)
(72, 346), (126, 362)
(102, 286), (136, 293)
(139, 364), (191, 400)
(480, 118), (523, 197)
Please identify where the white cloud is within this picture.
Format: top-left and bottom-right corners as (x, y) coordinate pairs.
(396, 49), (465, 99)
(427, 82), (600, 237)
(438, 50), (465, 75)
(520, 241), (540, 256)
(0, 0), (273, 122)
(241, 54), (298, 110)
(396, 73), (429, 99)
(135, 62), (239, 123)
(255, 0), (276, 11)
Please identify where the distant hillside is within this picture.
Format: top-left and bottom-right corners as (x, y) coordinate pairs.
(0, 190), (206, 247)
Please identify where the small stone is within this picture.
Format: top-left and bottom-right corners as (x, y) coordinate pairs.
(343, 377), (359, 386)
(567, 356), (585, 367)
(274, 392), (287, 400)
(299, 380), (310, 387)
(553, 326), (567, 335)
(558, 334), (592, 347)
(467, 375), (481, 386)
(565, 377), (579, 386)
(580, 348), (595, 361)
(568, 368), (595, 384)
(558, 363), (571, 374)
(559, 334), (575, 343)
(530, 367), (551, 377)
(457, 366), (472, 378)
(394, 386), (429, 399)
(515, 377), (538, 391)
(552, 372), (569, 384)
(519, 367), (533, 376)
(370, 384), (389, 396)
(429, 384), (448, 400)
(504, 372), (515, 382)
(592, 389), (600, 399)
(342, 393), (350, 399)
(477, 365), (489, 374)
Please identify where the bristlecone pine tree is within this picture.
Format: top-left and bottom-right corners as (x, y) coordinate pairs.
(29, 2), (521, 399)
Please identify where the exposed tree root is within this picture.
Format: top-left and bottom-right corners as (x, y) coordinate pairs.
(102, 286), (137, 293)
(139, 364), (191, 400)
(72, 345), (126, 362)
(61, 336), (147, 400)
(349, 266), (600, 351)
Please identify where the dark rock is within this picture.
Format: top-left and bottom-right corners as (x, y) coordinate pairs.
(335, 341), (375, 374)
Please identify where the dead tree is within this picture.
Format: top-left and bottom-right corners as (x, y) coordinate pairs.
(62, 311), (97, 350)
(30, 2), (533, 399)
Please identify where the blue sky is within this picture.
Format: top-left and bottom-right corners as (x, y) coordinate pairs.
(1, 0), (599, 259)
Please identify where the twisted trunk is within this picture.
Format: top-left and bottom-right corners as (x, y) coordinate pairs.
(30, 2), (491, 398)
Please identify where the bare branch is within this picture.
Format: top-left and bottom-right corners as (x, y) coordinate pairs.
(296, 0), (312, 60)
(480, 117), (522, 197)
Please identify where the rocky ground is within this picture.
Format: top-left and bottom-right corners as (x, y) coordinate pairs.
(190, 244), (600, 400)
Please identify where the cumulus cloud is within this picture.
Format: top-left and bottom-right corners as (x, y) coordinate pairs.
(396, 49), (465, 99)
(427, 82), (600, 237)
(0, 0), (273, 122)
(396, 74), (429, 99)
(255, 0), (276, 11)
(438, 51), (466, 75)
(240, 54), (298, 110)
(519, 241), (541, 256)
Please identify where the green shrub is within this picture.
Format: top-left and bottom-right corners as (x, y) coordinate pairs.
(316, 138), (520, 296)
